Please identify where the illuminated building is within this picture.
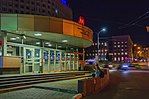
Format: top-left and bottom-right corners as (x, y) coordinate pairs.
(85, 35), (133, 63)
(111, 35), (133, 63)
(0, 0), (93, 74)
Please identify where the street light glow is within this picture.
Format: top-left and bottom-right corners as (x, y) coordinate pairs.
(101, 28), (106, 32)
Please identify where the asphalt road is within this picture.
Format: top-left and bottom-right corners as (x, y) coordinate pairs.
(84, 70), (149, 99)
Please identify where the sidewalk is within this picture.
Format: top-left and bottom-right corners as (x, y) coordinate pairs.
(0, 78), (84, 99)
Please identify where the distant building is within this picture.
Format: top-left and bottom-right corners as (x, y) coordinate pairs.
(111, 35), (133, 62)
(85, 35), (133, 63)
(142, 47), (149, 62)
(133, 44), (143, 61)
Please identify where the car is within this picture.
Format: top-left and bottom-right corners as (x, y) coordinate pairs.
(118, 63), (135, 70)
(104, 64), (113, 69)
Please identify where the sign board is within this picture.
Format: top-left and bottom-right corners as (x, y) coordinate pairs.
(0, 40), (3, 46)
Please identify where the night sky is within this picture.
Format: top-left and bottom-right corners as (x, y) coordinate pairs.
(70, 0), (149, 46)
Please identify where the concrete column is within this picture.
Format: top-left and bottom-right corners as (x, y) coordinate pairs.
(2, 32), (7, 56)
(54, 44), (57, 71)
(59, 51), (61, 71)
(20, 38), (24, 74)
(76, 49), (79, 70)
(82, 48), (85, 70)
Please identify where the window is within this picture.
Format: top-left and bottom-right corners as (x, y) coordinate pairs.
(125, 52), (127, 55)
(114, 57), (117, 61)
(105, 43), (107, 46)
(121, 57), (124, 60)
(118, 57), (120, 61)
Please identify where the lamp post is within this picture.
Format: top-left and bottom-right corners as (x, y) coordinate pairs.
(97, 28), (106, 65)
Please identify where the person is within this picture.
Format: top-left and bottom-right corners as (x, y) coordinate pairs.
(94, 64), (104, 78)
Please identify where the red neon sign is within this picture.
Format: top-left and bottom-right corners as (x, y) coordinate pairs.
(78, 16), (85, 25)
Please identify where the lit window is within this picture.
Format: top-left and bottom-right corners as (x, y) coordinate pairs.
(125, 52), (127, 55)
(95, 43), (97, 45)
(121, 42), (123, 44)
(93, 54), (94, 56)
(95, 53), (97, 56)
(121, 52), (124, 55)
(121, 45), (124, 47)
(114, 57), (117, 61)
(105, 43), (107, 46)
(118, 42), (120, 44)
(105, 49), (107, 52)
(118, 45), (120, 47)
(118, 53), (120, 55)
(114, 46), (116, 47)
(121, 49), (124, 51)
(114, 42), (116, 44)
(102, 43), (103, 45)
(118, 57), (120, 61)
(114, 53), (116, 55)
(121, 57), (124, 60)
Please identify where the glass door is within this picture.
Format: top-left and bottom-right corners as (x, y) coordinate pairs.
(43, 50), (49, 73)
(70, 53), (75, 71)
(50, 50), (55, 71)
(24, 48), (34, 73)
(55, 50), (61, 71)
(34, 48), (41, 73)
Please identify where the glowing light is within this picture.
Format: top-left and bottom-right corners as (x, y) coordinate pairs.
(61, 0), (67, 5)
(78, 16), (85, 25)
(62, 40), (68, 43)
(34, 33), (42, 36)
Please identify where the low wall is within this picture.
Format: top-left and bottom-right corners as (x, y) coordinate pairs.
(77, 69), (109, 97)
(0, 56), (21, 74)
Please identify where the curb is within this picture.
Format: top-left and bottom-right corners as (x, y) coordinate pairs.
(73, 93), (83, 99)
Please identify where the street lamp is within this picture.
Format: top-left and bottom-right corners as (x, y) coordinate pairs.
(97, 28), (107, 65)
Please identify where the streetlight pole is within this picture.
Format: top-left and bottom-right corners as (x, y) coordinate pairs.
(97, 28), (106, 65)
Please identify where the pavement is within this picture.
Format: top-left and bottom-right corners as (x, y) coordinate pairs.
(84, 70), (149, 99)
(0, 78), (84, 99)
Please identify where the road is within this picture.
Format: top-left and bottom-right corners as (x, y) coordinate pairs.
(84, 70), (149, 99)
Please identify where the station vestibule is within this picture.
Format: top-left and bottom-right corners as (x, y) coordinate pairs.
(0, 31), (84, 74)
(0, 14), (93, 74)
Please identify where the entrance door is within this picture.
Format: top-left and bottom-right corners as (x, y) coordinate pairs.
(43, 50), (49, 73)
(24, 48), (41, 73)
(34, 48), (41, 73)
(24, 48), (34, 73)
